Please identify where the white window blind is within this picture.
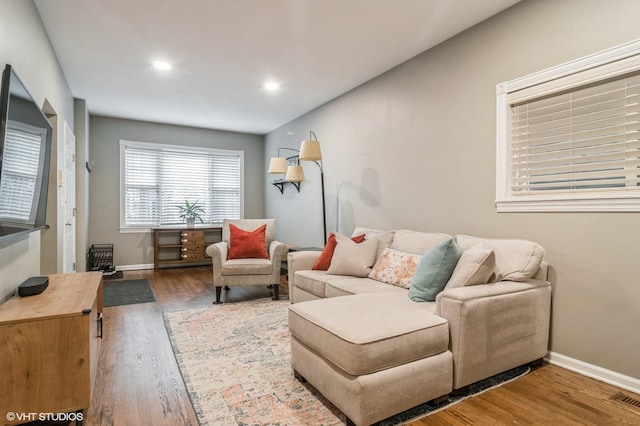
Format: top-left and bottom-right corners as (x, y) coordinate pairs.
(0, 121), (46, 224)
(496, 39), (640, 212)
(510, 73), (640, 194)
(120, 140), (243, 228)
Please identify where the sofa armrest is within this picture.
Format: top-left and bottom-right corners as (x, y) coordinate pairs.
(269, 240), (289, 266)
(436, 279), (551, 389)
(287, 251), (322, 295)
(206, 242), (228, 285)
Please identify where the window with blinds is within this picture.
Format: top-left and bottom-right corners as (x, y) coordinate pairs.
(511, 74), (640, 194)
(0, 121), (46, 224)
(496, 39), (640, 212)
(120, 140), (243, 229)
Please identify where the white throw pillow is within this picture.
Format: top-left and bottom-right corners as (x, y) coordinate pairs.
(445, 248), (496, 289)
(328, 233), (379, 277)
(456, 235), (544, 282)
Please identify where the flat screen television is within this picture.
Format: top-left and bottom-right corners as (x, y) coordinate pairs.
(0, 64), (52, 242)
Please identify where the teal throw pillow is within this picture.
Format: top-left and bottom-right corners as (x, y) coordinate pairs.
(409, 236), (463, 302)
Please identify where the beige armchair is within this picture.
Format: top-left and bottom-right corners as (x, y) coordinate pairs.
(205, 219), (288, 303)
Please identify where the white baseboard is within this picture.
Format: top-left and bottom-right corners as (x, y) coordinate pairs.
(545, 351), (640, 395)
(116, 264), (154, 271)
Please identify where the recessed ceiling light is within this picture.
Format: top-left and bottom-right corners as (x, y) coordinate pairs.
(264, 81), (280, 91)
(153, 60), (171, 70)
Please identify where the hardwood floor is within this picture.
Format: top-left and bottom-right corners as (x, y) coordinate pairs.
(86, 266), (640, 425)
(86, 266), (282, 425)
(409, 366), (640, 425)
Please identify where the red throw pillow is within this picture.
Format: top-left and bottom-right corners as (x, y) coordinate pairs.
(312, 232), (366, 270)
(228, 224), (269, 259)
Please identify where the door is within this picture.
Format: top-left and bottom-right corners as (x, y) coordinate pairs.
(63, 121), (76, 273)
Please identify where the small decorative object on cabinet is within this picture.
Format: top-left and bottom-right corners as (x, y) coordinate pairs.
(177, 200), (205, 229)
(0, 272), (103, 425)
(153, 226), (222, 270)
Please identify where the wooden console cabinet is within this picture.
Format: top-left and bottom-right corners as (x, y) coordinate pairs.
(0, 272), (103, 425)
(153, 226), (222, 270)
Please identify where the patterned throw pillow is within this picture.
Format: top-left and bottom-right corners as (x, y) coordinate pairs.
(368, 247), (422, 289)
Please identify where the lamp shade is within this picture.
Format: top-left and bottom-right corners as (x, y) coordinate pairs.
(299, 140), (322, 161)
(268, 157), (287, 174)
(285, 165), (305, 182)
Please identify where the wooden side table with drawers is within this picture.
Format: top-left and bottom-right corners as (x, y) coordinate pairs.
(153, 226), (222, 270)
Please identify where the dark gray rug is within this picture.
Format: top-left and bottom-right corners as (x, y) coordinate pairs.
(379, 364), (530, 424)
(103, 270), (124, 280)
(104, 279), (156, 307)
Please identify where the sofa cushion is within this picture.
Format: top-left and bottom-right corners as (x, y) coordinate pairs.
(409, 237), (463, 302)
(457, 235), (545, 282)
(288, 292), (448, 376)
(222, 258), (273, 275)
(445, 248), (496, 289)
(327, 233), (378, 277)
(368, 247), (421, 289)
(295, 270), (347, 298)
(312, 232), (366, 270)
(325, 277), (408, 298)
(390, 230), (451, 255)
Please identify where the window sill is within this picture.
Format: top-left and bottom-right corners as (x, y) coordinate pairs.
(119, 227), (153, 234)
(496, 196), (640, 212)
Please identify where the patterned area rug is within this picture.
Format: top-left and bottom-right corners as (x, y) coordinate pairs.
(164, 299), (529, 425)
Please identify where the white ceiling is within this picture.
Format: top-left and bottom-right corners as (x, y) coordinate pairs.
(35, 0), (519, 135)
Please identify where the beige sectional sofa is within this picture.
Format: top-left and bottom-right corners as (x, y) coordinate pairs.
(287, 228), (552, 425)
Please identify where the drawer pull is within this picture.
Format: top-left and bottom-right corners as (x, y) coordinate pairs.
(97, 313), (103, 339)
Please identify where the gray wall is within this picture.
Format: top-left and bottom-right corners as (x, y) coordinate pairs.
(0, 0), (74, 299)
(89, 116), (265, 268)
(74, 98), (90, 272)
(265, 0), (640, 379)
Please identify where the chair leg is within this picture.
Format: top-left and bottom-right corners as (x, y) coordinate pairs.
(272, 284), (279, 300)
(213, 286), (222, 304)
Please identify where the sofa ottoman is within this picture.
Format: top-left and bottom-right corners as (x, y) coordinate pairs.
(288, 292), (453, 425)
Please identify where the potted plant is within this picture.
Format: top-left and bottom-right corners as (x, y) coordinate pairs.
(177, 200), (205, 228)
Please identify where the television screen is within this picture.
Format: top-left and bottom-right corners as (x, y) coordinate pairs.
(0, 64), (52, 241)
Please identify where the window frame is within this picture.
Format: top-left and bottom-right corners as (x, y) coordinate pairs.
(0, 120), (47, 226)
(119, 139), (244, 232)
(496, 39), (640, 212)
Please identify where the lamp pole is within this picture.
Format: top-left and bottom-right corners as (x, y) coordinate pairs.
(318, 164), (327, 244)
(298, 130), (328, 245)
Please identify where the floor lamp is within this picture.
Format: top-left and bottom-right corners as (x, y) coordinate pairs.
(299, 131), (327, 244)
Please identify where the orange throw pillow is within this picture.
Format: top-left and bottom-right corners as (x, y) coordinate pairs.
(228, 224), (269, 259)
(312, 232), (366, 270)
